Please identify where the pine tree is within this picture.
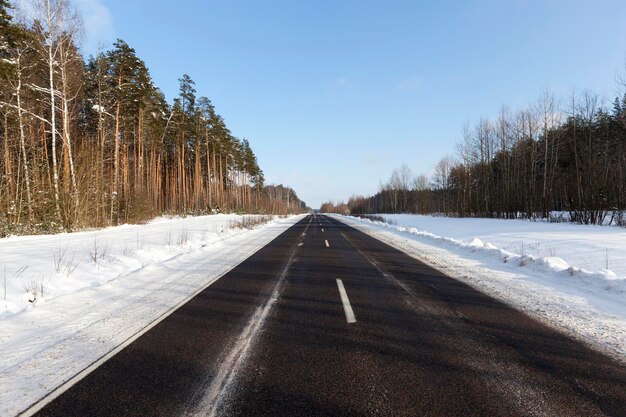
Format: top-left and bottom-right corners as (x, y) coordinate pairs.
(173, 74), (196, 212)
(107, 39), (146, 223)
(0, 0), (16, 77)
(197, 96), (215, 209)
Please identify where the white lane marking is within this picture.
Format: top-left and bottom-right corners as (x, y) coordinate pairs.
(336, 279), (357, 324)
(196, 220), (312, 417)
(339, 231), (431, 313)
(199, 250), (297, 417)
(325, 239), (330, 248)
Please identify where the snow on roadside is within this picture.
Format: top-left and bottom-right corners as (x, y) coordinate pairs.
(331, 214), (626, 362)
(0, 214), (303, 417)
(378, 213), (626, 278)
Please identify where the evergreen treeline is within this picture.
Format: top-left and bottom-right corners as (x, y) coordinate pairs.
(323, 89), (626, 226)
(0, 0), (304, 237)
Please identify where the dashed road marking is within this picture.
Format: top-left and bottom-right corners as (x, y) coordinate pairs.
(336, 279), (356, 324)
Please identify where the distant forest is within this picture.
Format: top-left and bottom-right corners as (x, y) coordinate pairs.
(322, 86), (626, 226)
(0, 0), (305, 237)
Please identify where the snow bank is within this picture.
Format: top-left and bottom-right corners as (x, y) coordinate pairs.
(351, 215), (626, 294)
(0, 214), (290, 316)
(386, 218), (626, 294)
(380, 214), (626, 278)
(332, 214), (626, 362)
(0, 214), (303, 417)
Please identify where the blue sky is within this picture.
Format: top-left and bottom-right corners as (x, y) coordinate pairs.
(76, 0), (626, 208)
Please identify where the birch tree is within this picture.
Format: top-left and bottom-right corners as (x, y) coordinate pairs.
(31, 0), (64, 223)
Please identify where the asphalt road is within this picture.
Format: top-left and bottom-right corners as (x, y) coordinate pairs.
(29, 214), (626, 417)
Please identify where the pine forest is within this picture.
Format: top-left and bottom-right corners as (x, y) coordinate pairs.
(0, 0), (305, 237)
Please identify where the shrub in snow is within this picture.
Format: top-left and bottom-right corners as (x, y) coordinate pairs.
(22, 277), (46, 303)
(86, 237), (110, 267)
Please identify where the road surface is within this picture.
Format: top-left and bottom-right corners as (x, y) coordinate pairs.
(26, 215), (626, 417)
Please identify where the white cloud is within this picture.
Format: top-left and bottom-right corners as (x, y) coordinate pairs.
(74, 0), (114, 53)
(331, 76), (350, 89)
(395, 76), (420, 92)
(13, 0), (114, 54)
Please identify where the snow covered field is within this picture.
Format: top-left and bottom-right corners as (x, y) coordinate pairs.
(0, 214), (303, 417)
(333, 214), (626, 362)
(379, 214), (626, 276)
